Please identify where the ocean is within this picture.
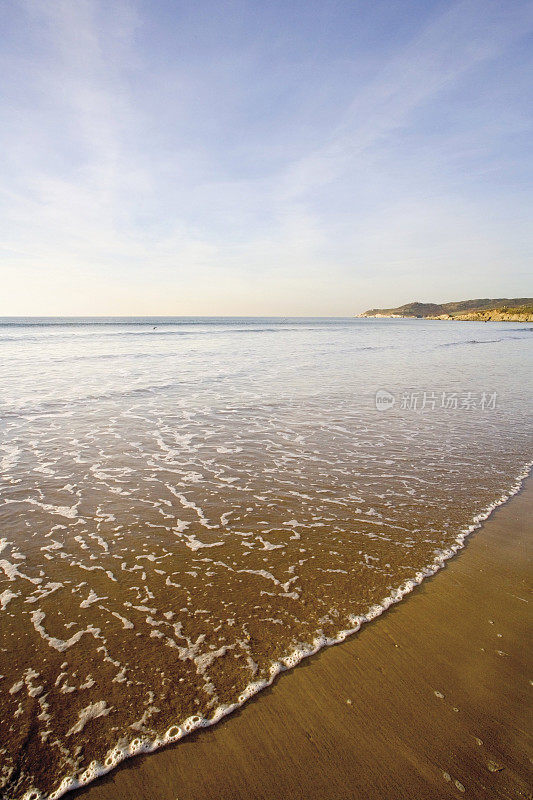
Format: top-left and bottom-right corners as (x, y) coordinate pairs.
(0, 317), (531, 800)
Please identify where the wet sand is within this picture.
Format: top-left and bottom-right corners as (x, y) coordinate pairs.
(79, 478), (532, 800)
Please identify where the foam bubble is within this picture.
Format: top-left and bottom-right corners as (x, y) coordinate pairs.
(164, 725), (182, 742)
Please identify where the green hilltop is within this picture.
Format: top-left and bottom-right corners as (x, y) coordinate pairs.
(360, 298), (533, 320)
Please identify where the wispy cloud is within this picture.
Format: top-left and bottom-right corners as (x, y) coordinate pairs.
(1, 0), (532, 314)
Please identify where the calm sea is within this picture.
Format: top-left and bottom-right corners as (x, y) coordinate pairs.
(1, 317), (531, 800)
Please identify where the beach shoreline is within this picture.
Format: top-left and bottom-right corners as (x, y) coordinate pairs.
(76, 476), (532, 800)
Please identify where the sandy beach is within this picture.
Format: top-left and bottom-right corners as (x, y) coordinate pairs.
(74, 477), (532, 800)
(2, 2), (532, 795)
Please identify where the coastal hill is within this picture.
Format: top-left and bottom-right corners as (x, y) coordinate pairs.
(359, 298), (533, 322)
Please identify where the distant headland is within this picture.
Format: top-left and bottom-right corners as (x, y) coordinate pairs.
(358, 298), (533, 322)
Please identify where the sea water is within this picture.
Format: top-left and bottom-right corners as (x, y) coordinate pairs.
(0, 317), (531, 799)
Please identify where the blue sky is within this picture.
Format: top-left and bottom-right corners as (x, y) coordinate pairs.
(1, 0), (532, 315)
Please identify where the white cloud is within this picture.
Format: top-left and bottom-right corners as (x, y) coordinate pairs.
(1, 0), (532, 314)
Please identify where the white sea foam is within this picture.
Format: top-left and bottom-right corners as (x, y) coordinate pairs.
(110, 611), (134, 629)
(30, 610), (101, 652)
(24, 460), (531, 800)
(0, 588), (20, 610)
(3, 498), (81, 519)
(0, 559), (43, 585)
(182, 535), (224, 551)
(0, 444), (20, 474)
(79, 589), (107, 608)
(66, 702), (112, 736)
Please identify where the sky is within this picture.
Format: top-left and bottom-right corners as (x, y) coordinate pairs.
(0, 0), (532, 316)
